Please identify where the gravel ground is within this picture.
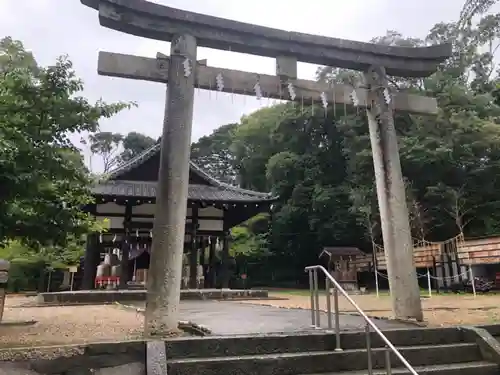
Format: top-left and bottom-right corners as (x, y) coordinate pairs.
(242, 292), (500, 326)
(0, 296), (144, 348)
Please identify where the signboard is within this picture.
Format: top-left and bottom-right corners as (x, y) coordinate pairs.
(69, 266), (78, 273)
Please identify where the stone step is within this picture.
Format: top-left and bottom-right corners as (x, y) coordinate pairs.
(312, 361), (499, 375)
(165, 327), (471, 359)
(166, 343), (481, 375)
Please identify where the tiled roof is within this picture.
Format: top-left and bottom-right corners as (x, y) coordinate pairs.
(92, 180), (275, 202)
(92, 142), (277, 202)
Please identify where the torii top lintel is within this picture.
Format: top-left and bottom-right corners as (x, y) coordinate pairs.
(81, 0), (451, 78)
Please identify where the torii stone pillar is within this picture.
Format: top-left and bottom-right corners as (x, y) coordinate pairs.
(365, 66), (421, 320)
(144, 34), (197, 336)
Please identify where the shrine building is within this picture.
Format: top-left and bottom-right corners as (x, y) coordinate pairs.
(81, 142), (277, 290)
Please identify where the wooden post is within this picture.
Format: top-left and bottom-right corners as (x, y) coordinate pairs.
(120, 239), (130, 289)
(188, 247), (198, 289)
(120, 204), (132, 289)
(189, 206), (199, 289)
(199, 237), (207, 288)
(364, 65), (422, 321)
(82, 233), (99, 290)
(221, 233), (230, 289)
(432, 256), (440, 294)
(145, 33), (197, 336)
(208, 238), (217, 288)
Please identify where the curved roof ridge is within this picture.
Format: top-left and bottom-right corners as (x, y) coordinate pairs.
(104, 139), (273, 198)
(106, 142), (160, 180)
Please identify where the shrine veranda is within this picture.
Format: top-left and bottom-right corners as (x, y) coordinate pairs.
(79, 142), (277, 294)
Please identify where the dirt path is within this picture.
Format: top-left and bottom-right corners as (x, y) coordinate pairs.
(242, 292), (500, 326)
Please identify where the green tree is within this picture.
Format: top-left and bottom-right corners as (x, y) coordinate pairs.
(0, 37), (130, 246)
(85, 131), (124, 173)
(459, 0), (496, 26)
(191, 123), (239, 185)
(120, 132), (156, 162)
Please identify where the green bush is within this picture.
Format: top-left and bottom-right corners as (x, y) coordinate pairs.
(0, 240), (75, 292)
(6, 259), (45, 292)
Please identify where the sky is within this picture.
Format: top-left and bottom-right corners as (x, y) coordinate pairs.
(0, 0), (465, 171)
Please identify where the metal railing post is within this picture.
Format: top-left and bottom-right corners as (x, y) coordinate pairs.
(333, 285), (341, 351)
(366, 323), (373, 375)
(304, 265), (419, 375)
(308, 269), (316, 327)
(385, 346), (392, 375)
(313, 268), (320, 327)
(325, 277), (333, 330)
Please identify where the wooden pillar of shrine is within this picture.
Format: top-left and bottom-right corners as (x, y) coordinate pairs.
(119, 203), (132, 289)
(208, 238), (217, 288)
(221, 232), (230, 289)
(82, 233), (99, 290)
(188, 205), (199, 289)
(199, 237), (206, 288)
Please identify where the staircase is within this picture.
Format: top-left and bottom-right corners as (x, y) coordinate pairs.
(161, 265), (500, 374)
(164, 328), (498, 374)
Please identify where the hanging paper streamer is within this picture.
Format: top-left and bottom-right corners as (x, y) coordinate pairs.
(320, 92), (328, 109)
(287, 82), (296, 101)
(350, 89), (359, 107)
(133, 259), (137, 282)
(254, 80), (263, 100)
(183, 58), (192, 77)
(320, 92), (329, 116)
(135, 229), (139, 238)
(149, 230), (153, 238)
(208, 236), (211, 245)
(99, 233), (103, 243)
(216, 73), (224, 91)
(112, 234), (117, 243)
(383, 88), (391, 104)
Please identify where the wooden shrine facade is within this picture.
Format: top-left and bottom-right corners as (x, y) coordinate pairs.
(81, 142), (277, 290)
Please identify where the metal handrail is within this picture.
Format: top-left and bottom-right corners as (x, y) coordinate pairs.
(305, 265), (419, 375)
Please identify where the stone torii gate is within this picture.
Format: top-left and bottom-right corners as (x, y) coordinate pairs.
(82, 0), (451, 332)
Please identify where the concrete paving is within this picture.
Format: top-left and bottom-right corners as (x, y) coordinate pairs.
(176, 301), (412, 335)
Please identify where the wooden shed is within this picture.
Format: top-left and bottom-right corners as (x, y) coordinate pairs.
(319, 247), (365, 292)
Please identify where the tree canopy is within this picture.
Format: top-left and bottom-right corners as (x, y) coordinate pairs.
(83, 131), (155, 174)
(0, 36), (129, 247)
